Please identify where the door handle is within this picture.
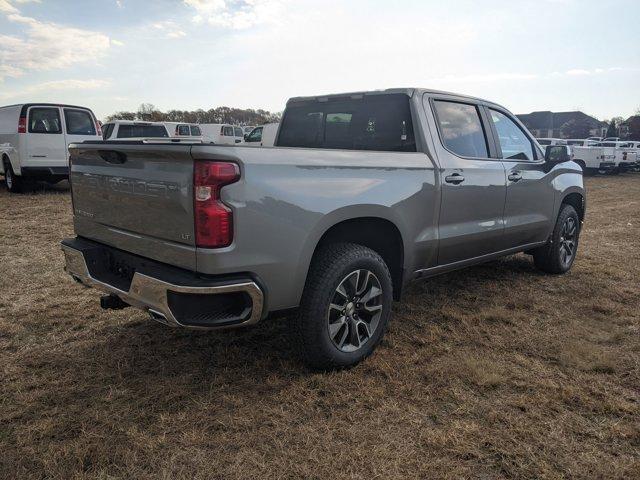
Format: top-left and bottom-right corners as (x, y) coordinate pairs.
(445, 173), (465, 184)
(508, 172), (522, 182)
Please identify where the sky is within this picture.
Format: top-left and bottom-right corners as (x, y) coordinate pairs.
(1, 0), (639, 121)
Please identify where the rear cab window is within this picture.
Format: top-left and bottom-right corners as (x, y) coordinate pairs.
(432, 100), (489, 158)
(116, 124), (169, 138)
(28, 107), (62, 134)
(64, 108), (96, 135)
(277, 93), (416, 152)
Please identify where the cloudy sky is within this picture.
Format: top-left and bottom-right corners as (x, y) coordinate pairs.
(1, 0), (639, 121)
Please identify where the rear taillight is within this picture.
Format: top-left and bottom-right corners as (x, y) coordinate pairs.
(18, 116), (26, 133)
(194, 161), (240, 248)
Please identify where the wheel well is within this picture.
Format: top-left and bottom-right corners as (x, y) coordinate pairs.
(562, 193), (584, 222)
(314, 217), (404, 300)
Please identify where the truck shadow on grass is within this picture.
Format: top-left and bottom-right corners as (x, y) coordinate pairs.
(60, 253), (544, 388)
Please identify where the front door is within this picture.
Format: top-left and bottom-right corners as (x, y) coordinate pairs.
(429, 98), (507, 265)
(486, 108), (555, 248)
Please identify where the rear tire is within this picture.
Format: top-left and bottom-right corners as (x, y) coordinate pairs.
(294, 243), (393, 370)
(3, 160), (23, 193)
(533, 204), (580, 274)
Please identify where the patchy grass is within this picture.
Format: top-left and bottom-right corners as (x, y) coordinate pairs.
(0, 175), (639, 479)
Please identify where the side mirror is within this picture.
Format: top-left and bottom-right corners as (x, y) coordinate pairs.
(545, 145), (571, 165)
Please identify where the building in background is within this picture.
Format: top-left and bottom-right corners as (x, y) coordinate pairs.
(517, 111), (607, 139)
(619, 115), (640, 141)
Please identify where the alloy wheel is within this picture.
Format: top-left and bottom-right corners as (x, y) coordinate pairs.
(5, 166), (12, 190)
(559, 216), (577, 267)
(327, 269), (383, 353)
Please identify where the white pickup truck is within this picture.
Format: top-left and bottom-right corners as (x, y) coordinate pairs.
(571, 144), (617, 174)
(597, 141), (638, 172)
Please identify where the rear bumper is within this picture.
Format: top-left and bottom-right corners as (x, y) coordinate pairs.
(61, 237), (264, 329)
(21, 166), (69, 179)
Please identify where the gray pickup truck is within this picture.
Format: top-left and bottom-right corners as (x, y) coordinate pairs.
(62, 88), (585, 369)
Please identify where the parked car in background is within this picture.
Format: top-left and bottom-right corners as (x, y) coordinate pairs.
(62, 88), (585, 369)
(164, 122), (203, 139)
(0, 103), (102, 192)
(244, 123), (279, 147)
(200, 124), (237, 145)
(101, 121), (170, 140)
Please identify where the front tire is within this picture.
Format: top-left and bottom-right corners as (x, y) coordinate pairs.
(533, 204), (580, 274)
(294, 243), (393, 370)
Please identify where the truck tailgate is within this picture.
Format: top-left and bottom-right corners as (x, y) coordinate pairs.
(69, 142), (197, 270)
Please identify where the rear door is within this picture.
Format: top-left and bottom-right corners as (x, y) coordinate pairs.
(63, 108), (100, 148)
(25, 106), (67, 166)
(70, 143), (197, 269)
(428, 97), (507, 265)
(486, 107), (555, 248)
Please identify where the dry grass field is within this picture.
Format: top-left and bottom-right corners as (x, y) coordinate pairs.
(1, 175), (639, 480)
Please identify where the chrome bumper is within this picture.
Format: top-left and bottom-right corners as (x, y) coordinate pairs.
(62, 244), (264, 329)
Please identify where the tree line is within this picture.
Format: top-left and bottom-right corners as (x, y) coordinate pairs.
(105, 103), (282, 126)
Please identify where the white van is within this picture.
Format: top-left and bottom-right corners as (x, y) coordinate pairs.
(101, 121), (170, 140)
(164, 122), (203, 139)
(200, 124), (239, 145)
(244, 123), (279, 147)
(0, 103), (102, 192)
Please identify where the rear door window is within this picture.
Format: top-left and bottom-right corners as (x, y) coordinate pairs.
(277, 94), (416, 152)
(234, 126), (243, 137)
(116, 124), (169, 138)
(223, 126), (234, 136)
(64, 109), (96, 135)
(489, 109), (535, 161)
(177, 125), (190, 136)
(190, 125), (201, 136)
(432, 100), (488, 158)
(28, 107), (62, 134)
